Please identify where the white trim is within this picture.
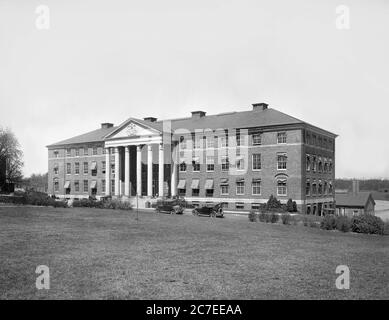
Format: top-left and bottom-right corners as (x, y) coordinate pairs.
(183, 197), (306, 205)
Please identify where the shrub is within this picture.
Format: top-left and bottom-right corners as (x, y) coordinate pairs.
(383, 221), (389, 236)
(258, 212), (267, 222)
(264, 213), (272, 223)
(351, 215), (385, 235)
(248, 210), (258, 222)
(270, 212), (279, 223)
(320, 214), (337, 230)
(266, 195), (283, 211)
(281, 214), (292, 225)
(286, 199), (294, 212)
(336, 216), (351, 232)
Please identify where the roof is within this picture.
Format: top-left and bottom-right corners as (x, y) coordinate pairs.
(163, 108), (303, 131)
(47, 106), (337, 147)
(47, 126), (118, 147)
(335, 192), (375, 208)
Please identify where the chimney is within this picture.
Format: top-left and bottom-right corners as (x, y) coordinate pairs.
(352, 179), (360, 194)
(252, 102), (268, 111)
(101, 123), (114, 129)
(143, 117), (157, 122)
(191, 111), (206, 119)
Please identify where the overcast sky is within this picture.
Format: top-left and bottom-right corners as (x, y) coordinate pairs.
(0, 0), (388, 178)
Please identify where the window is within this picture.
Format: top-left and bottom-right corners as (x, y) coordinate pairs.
(324, 161), (328, 173)
(66, 148), (71, 157)
(91, 162), (97, 176)
(312, 180), (317, 195)
(66, 163), (71, 174)
(75, 162), (80, 174)
(236, 181), (245, 195)
(179, 162), (187, 172)
(192, 188), (199, 197)
(306, 155), (311, 171)
(111, 180), (115, 194)
(306, 179), (310, 196)
(221, 156), (229, 171)
(312, 156), (317, 172)
(83, 162), (88, 174)
(277, 179), (287, 196)
(318, 158), (323, 172)
(236, 156), (245, 170)
(102, 180), (106, 193)
(252, 203), (260, 210)
(74, 181), (79, 192)
(252, 154), (261, 170)
(178, 188), (186, 196)
(206, 156), (214, 171)
(84, 147), (88, 156)
(111, 164), (115, 176)
(324, 181), (328, 195)
(75, 149), (79, 157)
(252, 133), (261, 145)
(318, 180), (323, 195)
(277, 153), (287, 170)
(206, 136), (214, 148)
(329, 181), (333, 194)
(219, 136), (228, 148)
(102, 161), (106, 174)
(329, 160), (333, 173)
(83, 180), (88, 192)
(54, 151), (59, 158)
(252, 180), (261, 195)
(102, 148), (106, 155)
(235, 202), (244, 210)
(53, 164), (59, 175)
(192, 158), (200, 172)
(220, 185), (229, 195)
(206, 189), (214, 197)
(53, 179), (59, 192)
(277, 132), (287, 144)
(93, 147), (98, 155)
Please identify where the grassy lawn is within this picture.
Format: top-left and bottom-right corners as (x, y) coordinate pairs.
(0, 206), (387, 300)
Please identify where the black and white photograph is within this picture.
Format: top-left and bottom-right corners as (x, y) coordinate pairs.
(0, 0), (388, 307)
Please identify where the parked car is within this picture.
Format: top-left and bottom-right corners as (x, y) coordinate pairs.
(192, 203), (224, 218)
(155, 199), (184, 214)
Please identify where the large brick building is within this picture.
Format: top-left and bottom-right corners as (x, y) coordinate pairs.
(47, 103), (337, 214)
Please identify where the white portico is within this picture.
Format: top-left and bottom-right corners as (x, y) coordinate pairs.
(102, 118), (174, 198)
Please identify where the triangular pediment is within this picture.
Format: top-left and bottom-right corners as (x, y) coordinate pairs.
(104, 118), (161, 140)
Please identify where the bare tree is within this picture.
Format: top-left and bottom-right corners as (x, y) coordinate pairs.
(0, 127), (24, 184)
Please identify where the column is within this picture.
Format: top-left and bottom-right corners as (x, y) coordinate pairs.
(136, 145), (142, 196)
(105, 147), (110, 196)
(147, 144), (153, 197)
(158, 143), (164, 197)
(114, 147), (120, 197)
(124, 146), (130, 197)
(171, 143), (177, 197)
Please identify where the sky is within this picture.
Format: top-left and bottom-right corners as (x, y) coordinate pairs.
(0, 0), (388, 178)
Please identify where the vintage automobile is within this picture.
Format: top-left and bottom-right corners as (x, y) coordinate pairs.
(192, 202), (224, 218)
(155, 199), (184, 214)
